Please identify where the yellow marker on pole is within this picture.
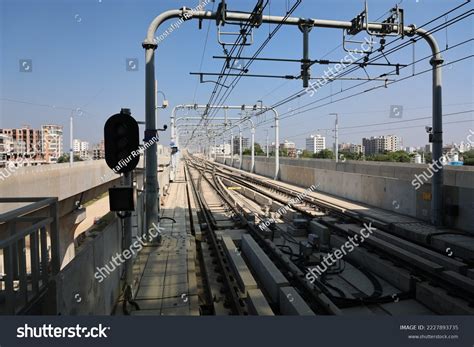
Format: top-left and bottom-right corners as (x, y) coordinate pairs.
(227, 186), (242, 190)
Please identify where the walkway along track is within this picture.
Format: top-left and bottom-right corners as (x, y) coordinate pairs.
(185, 154), (474, 315)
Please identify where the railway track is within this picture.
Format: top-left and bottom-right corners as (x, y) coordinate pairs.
(184, 154), (474, 315)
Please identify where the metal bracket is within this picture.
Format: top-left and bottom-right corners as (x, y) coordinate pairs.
(342, 3), (373, 54)
(198, 73), (230, 88)
(298, 20), (313, 88)
(142, 39), (158, 50)
(180, 7), (193, 21)
(365, 3), (405, 38)
(343, 2), (405, 54)
(215, 0), (227, 26)
(218, 24), (254, 46)
(430, 56), (444, 67)
(343, 32), (374, 54)
(248, 0), (265, 28)
(216, 0), (265, 47)
(347, 9), (366, 36)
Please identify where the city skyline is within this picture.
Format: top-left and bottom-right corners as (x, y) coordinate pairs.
(2, 121), (472, 161)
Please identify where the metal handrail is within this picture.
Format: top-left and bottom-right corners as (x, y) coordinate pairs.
(0, 197), (58, 223)
(0, 218), (53, 249)
(0, 197), (60, 314)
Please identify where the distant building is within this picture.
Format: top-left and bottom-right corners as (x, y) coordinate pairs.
(443, 143), (456, 154)
(0, 126), (42, 157)
(0, 134), (14, 167)
(362, 135), (401, 155)
(424, 144), (432, 153)
(411, 153), (425, 164)
(280, 140), (297, 158)
(306, 134), (326, 154)
(232, 137), (250, 154)
(268, 142), (277, 155)
(349, 144), (365, 155)
(338, 143), (351, 151)
(457, 141), (470, 153)
(338, 142), (364, 155)
(211, 143), (231, 156)
(73, 139), (90, 159)
(73, 139), (81, 153)
(0, 125), (63, 165)
(42, 125), (63, 163)
(92, 140), (105, 160)
(444, 141), (470, 154)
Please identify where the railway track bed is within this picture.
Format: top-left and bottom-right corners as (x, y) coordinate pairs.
(184, 154), (474, 315)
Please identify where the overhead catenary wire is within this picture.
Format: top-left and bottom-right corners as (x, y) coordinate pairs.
(185, 1), (472, 148)
(192, 0), (217, 104)
(186, 0), (298, 146)
(187, 0), (271, 143)
(204, 1), (270, 109)
(188, 49), (472, 144)
(266, 6), (473, 111)
(252, 36), (473, 130)
(268, 9), (473, 113)
(233, 45), (473, 137)
(204, 0), (302, 122)
(194, 0), (472, 129)
(253, 0), (418, 102)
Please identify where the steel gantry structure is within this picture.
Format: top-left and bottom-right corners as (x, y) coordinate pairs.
(143, 5), (444, 228)
(176, 119), (246, 167)
(170, 104), (280, 177)
(175, 123), (230, 155)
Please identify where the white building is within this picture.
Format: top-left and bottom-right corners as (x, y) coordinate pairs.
(73, 139), (81, 153)
(349, 144), (365, 155)
(412, 153), (424, 164)
(73, 139), (90, 159)
(305, 134), (326, 154)
(280, 140), (297, 157)
(0, 134), (14, 167)
(211, 143), (231, 156)
(362, 135), (401, 155)
(451, 141), (471, 153)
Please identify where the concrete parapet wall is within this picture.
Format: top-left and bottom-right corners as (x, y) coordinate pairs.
(54, 217), (122, 315)
(217, 156), (474, 233)
(0, 160), (119, 214)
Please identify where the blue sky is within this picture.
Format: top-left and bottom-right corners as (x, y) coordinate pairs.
(1, 0), (472, 150)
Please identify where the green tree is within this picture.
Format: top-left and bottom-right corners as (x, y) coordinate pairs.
(338, 150), (363, 161)
(389, 150), (411, 162)
(461, 150), (474, 166)
(57, 154), (83, 163)
(424, 152), (433, 163)
(254, 143), (265, 156)
(313, 149), (334, 159)
(242, 143), (265, 156)
(301, 150), (314, 158)
(366, 150), (411, 163)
